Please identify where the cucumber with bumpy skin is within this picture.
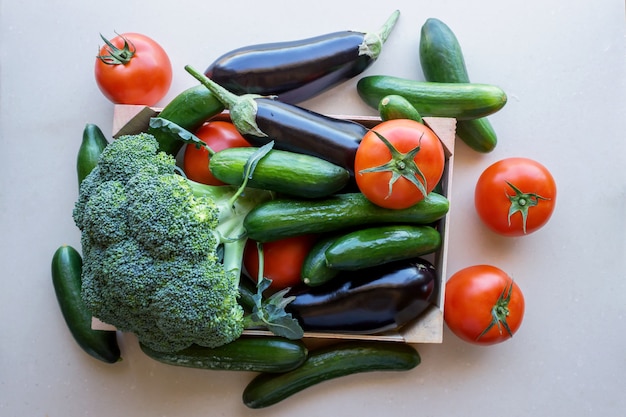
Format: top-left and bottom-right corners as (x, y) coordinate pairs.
(77, 124), (109, 186)
(301, 234), (340, 287)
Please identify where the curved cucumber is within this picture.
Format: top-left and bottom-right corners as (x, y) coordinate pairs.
(210, 147), (350, 199)
(140, 336), (308, 373)
(242, 341), (420, 408)
(325, 225), (441, 270)
(419, 18), (499, 152)
(357, 75), (507, 120)
(76, 124), (109, 186)
(378, 94), (423, 123)
(301, 234), (340, 287)
(244, 192), (449, 242)
(51, 245), (120, 364)
(148, 85), (224, 155)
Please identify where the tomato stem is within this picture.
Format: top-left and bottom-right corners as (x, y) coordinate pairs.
(476, 280), (515, 341)
(505, 181), (550, 234)
(96, 33), (135, 65)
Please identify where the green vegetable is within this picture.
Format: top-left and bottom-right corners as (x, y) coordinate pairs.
(140, 336), (308, 373)
(73, 133), (302, 353)
(76, 124), (109, 186)
(147, 85), (224, 155)
(209, 147), (350, 198)
(242, 341), (420, 408)
(51, 245), (120, 363)
(244, 192), (449, 242)
(325, 225), (441, 270)
(357, 75), (507, 120)
(300, 234), (340, 287)
(378, 94), (423, 123)
(419, 17), (499, 152)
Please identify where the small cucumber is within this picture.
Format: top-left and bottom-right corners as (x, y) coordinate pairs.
(357, 75), (507, 120)
(242, 341), (420, 409)
(419, 18), (499, 152)
(301, 234), (340, 287)
(325, 225), (441, 270)
(148, 85), (224, 155)
(209, 147), (350, 199)
(76, 124), (109, 186)
(51, 245), (120, 364)
(140, 336), (308, 373)
(378, 94), (423, 123)
(244, 192), (449, 242)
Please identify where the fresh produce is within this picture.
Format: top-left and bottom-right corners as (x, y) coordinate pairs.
(244, 191), (449, 242)
(354, 119), (445, 209)
(51, 245), (120, 363)
(95, 32), (172, 106)
(73, 133), (302, 353)
(300, 234), (341, 287)
(209, 147), (351, 198)
(287, 258), (439, 334)
(183, 121), (250, 185)
(475, 157), (556, 236)
(357, 75), (507, 120)
(378, 94), (423, 123)
(419, 18), (499, 153)
(324, 225), (441, 270)
(148, 85), (225, 156)
(242, 341), (420, 408)
(204, 10), (400, 104)
(76, 123), (109, 186)
(444, 265), (525, 345)
(140, 336), (308, 373)
(244, 235), (317, 291)
(185, 66), (368, 176)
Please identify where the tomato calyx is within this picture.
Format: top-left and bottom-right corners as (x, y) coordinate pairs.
(97, 33), (136, 65)
(505, 181), (551, 234)
(476, 279), (515, 341)
(358, 130), (428, 199)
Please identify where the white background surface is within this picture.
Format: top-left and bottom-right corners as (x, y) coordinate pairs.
(1, 0), (625, 416)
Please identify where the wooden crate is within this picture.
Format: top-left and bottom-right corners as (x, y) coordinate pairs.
(100, 104), (456, 344)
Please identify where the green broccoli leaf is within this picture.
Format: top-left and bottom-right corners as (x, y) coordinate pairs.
(149, 117), (212, 152)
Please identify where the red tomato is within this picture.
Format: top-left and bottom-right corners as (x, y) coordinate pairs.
(354, 119), (445, 209)
(475, 157), (556, 236)
(243, 235), (316, 291)
(94, 32), (172, 106)
(183, 121), (251, 185)
(444, 265), (525, 345)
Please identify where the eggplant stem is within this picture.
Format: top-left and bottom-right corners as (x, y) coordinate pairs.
(359, 10), (400, 58)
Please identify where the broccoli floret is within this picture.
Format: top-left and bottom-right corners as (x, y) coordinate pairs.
(73, 132), (298, 352)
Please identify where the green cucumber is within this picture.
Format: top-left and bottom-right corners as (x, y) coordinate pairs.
(140, 336), (307, 373)
(76, 124), (109, 186)
(378, 94), (423, 123)
(357, 75), (507, 120)
(419, 17), (499, 152)
(51, 245), (120, 363)
(325, 225), (441, 270)
(301, 234), (340, 287)
(242, 341), (420, 409)
(244, 192), (449, 242)
(148, 85), (224, 155)
(209, 147), (350, 199)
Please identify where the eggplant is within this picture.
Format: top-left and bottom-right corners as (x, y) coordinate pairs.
(286, 258), (439, 334)
(204, 10), (400, 104)
(185, 66), (368, 177)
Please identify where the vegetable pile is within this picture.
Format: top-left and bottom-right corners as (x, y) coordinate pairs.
(51, 11), (557, 409)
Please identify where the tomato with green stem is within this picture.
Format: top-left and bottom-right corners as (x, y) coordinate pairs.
(95, 32), (172, 106)
(354, 119), (445, 209)
(475, 157), (556, 236)
(444, 265), (525, 345)
(183, 121), (251, 185)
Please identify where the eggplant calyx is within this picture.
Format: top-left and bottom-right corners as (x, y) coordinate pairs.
(358, 10), (400, 59)
(476, 279), (515, 341)
(184, 65), (268, 138)
(96, 33), (135, 65)
(505, 181), (550, 234)
(358, 130), (428, 200)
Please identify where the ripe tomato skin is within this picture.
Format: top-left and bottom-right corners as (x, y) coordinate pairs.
(183, 121), (250, 185)
(243, 235), (316, 291)
(475, 157), (557, 236)
(354, 119), (445, 209)
(444, 265), (525, 345)
(94, 32), (172, 106)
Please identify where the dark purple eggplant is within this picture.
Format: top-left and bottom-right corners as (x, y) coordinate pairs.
(286, 258), (439, 335)
(204, 10), (400, 104)
(185, 66), (368, 177)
